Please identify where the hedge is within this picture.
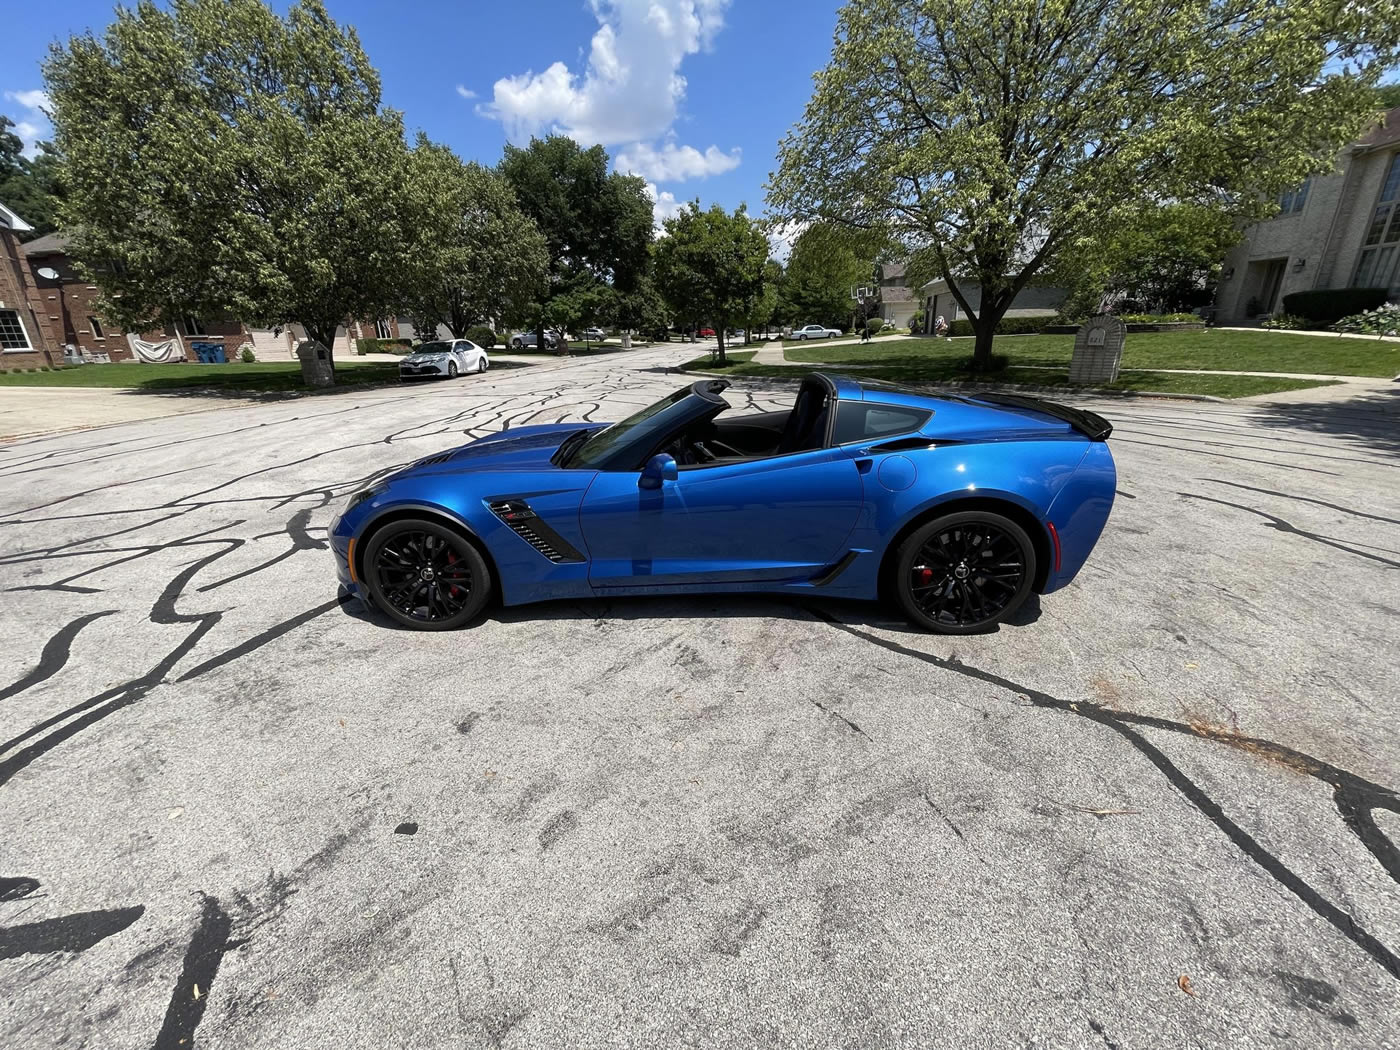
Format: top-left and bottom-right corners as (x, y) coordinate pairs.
(465, 325), (497, 349)
(1281, 287), (1388, 325)
(355, 337), (413, 355)
(948, 316), (1048, 337)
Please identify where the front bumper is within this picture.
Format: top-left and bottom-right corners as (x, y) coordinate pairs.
(399, 361), (449, 378)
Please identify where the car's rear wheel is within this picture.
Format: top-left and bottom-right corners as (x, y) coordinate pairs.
(894, 511), (1035, 634)
(363, 518), (493, 630)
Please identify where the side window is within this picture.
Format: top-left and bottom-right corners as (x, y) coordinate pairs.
(831, 402), (931, 445)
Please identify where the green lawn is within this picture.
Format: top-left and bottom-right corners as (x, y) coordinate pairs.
(783, 330), (1400, 378)
(680, 351), (1333, 399)
(0, 359), (406, 393)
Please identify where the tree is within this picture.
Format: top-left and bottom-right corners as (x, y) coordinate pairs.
(499, 136), (652, 354)
(783, 224), (871, 329)
(607, 275), (670, 345)
(43, 0), (417, 375)
(402, 138), (547, 338)
(0, 120), (61, 240)
(740, 260), (783, 343)
(653, 202), (769, 366)
(769, 0), (1400, 368)
(1053, 203), (1243, 315)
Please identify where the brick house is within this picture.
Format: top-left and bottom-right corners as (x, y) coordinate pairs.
(0, 201), (62, 368)
(22, 232), (251, 363)
(1216, 106), (1400, 322)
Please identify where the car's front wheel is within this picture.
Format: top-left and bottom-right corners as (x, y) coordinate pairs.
(447, 361), (459, 378)
(893, 511), (1036, 634)
(477, 355), (489, 373)
(362, 518), (493, 630)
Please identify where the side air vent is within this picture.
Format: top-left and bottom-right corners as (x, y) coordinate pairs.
(416, 451), (456, 468)
(487, 500), (586, 563)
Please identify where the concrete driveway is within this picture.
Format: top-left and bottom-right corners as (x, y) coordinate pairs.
(1, 345), (1397, 1049)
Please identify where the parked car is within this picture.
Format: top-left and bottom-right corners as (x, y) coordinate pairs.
(398, 339), (489, 380)
(792, 324), (843, 340)
(510, 330), (559, 349)
(698, 327), (716, 338)
(582, 327), (606, 342)
(330, 373), (1116, 633)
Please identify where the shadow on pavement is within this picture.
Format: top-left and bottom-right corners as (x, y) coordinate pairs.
(1249, 383), (1400, 456)
(336, 588), (1043, 637)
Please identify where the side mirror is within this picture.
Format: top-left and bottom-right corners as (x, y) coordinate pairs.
(639, 453), (678, 490)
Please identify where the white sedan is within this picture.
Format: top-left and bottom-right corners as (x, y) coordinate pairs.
(792, 324), (843, 340)
(398, 339), (490, 380)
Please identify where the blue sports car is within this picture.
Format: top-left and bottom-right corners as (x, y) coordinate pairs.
(329, 374), (1116, 633)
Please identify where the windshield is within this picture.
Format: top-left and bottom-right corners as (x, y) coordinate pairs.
(411, 342), (452, 355)
(567, 388), (693, 469)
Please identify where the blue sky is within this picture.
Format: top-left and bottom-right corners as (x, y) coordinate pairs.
(3, 0), (842, 241)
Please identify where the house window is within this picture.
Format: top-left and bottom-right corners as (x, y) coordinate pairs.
(374, 319), (393, 339)
(88, 315), (105, 339)
(0, 309), (33, 350)
(182, 315), (207, 336)
(1277, 178), (1312, 215)
(1352, 153), (1400, 290)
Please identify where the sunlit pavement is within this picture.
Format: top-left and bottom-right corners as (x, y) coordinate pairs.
(2, 344), (1397, 1048)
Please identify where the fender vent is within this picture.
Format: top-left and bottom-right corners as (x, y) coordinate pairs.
(488, 500), (585, 563)
(415, 451), (456, 467)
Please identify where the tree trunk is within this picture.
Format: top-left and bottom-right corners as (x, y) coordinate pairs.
(969, 295), (1011, 371)
(622, 330), (632, 349)
(716, 329), (727, 367)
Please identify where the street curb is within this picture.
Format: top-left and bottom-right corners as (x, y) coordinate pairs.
(679, 366), (1230, 403)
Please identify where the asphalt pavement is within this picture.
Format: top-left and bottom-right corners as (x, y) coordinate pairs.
(1, 344), (1398, 1049)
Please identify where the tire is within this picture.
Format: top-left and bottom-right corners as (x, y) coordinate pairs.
(447, 361), (459, 378)
(798, 333), (807, 340)
(893, 510), (1036, 634)
(511, 338), (522, 349)
(478, 356), (489, 373)
(362, 517), (493, 631)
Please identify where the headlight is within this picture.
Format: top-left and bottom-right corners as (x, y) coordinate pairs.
(343, 485), (385, 513)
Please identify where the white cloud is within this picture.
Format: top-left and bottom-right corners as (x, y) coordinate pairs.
(3, 89), (51, 159)
(455, 84), (477, 100)
(616, 140), (740, 182)
(480, 0), (730, 146)
(644, 182), (688, 229)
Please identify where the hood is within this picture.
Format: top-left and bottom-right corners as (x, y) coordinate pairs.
(392, 423), (605, 478)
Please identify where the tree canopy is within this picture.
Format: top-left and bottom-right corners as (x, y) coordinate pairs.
(43, 0), (416, 360)
(0, 119), (60, 240)
(769, 0), (1400, 365)
(653, 202), (769, 365)
(402, 138), (547, 338)
(499, 136), (653, 348)
(782, 224), (872, 329)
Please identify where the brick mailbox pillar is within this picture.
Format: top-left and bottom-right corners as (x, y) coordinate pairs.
(1069, 315), (1126, 385)
(295, 339), (335, 388)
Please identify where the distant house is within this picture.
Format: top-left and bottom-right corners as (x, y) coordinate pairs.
(0, 201), (62, 368)
(917, 278), (1066, 333)
(870, 263), (918, 329)
(1216, 106), (1400, 322)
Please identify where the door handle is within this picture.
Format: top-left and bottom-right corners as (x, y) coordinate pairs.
(855, 458), (872, 474)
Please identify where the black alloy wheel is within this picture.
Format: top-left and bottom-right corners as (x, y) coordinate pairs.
(363, 518), (492, 630)
(894, 511), (1035, 634)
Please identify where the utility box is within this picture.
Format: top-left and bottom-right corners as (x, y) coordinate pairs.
(1069, 315), (1126, 385)
(296, 339), (335, 388)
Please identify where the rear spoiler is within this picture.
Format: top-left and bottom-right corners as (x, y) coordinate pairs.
(970, 392), (1113, 441)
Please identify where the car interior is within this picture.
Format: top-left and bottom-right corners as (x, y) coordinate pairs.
(658, 376), (835, 467)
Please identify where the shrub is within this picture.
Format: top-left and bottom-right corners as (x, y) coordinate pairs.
(948, 315), (1048, 337)
(1282, 287), (1388, 325)
(355, 337), (413, 355)
(910, 309), (925, 332)
(240, 346), (256, 363)
(864, 318), (885, 337)
(1260, 314), (1309, 330)
(1332, 303), (1400, 337)
(1116, 312), (1200, 324)
(466, 325), (496, 349)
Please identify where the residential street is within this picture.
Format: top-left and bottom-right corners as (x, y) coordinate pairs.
(1, 344), (1397, 1049)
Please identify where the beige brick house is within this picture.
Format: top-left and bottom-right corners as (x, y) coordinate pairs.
(1216, 106), (1400, 322)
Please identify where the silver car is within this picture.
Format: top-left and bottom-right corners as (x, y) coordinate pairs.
(792, 324), (843, 340)
(398, 339), (490, 380)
